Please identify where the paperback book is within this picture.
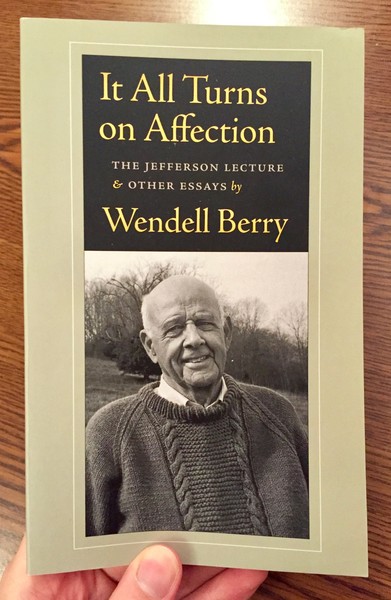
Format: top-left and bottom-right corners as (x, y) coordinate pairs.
(21, 19), (367, 576)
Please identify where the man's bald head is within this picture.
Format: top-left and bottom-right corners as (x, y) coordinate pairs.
(139, 275), (232, 403)
(141, 276), (224, 334)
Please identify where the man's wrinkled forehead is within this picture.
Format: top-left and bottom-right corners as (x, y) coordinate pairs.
(146, 279), (221, 327)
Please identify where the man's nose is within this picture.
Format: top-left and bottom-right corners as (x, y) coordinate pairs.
(183, 322), (205, 347)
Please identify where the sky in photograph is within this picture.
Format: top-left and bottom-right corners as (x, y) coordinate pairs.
(85, 251), (308, 322)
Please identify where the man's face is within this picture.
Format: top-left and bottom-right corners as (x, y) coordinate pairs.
(140, 278), (232, 402)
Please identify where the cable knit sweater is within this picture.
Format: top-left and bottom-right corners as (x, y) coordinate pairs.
(86, 374), (309, 538)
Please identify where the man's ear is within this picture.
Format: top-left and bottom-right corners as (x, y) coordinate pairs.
(223, 316), (233, 350)
(139, 329), (159, 364)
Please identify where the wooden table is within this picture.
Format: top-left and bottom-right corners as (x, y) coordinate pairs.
(1, 1), (390, 597)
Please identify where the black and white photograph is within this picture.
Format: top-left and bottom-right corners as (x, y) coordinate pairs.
(84, 251), (309, 539)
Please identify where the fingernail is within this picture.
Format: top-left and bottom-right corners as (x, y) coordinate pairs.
(136, 547), (177, 599)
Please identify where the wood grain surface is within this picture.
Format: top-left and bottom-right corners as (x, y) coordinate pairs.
(0, 1), (390, 598)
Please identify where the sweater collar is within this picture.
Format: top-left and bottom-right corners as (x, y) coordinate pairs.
(156, 376), (228, 408)
(140, 374), (241, 423)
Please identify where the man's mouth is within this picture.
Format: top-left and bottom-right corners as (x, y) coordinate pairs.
(183, 355), (210, 364)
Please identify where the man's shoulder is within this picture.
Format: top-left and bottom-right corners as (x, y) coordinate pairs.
(235, 379), (293, 413)
(89, 393), (136, 419)
(232, 378), (306, 440)
(86, 385), (149, 437)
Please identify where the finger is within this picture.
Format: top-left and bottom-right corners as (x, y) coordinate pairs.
(177, 565), (225, 598)
(109, 545), (182, 600)
(0, 536), (28, 599)
(185, 567), (268, 600)
(0, 536), (116, 600)
(103, 565), (128, 583)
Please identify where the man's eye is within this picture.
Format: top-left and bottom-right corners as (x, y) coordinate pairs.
(197, 321), (215, 331)
(165, 325), (183, 337)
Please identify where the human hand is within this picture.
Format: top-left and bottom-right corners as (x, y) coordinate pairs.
(0, 536), (268, 599)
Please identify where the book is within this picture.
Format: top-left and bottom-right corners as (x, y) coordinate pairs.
(21, 18), (367, 576)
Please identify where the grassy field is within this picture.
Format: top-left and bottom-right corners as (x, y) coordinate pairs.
(85, 356), (308, 428)
(85, 356), (144, 424)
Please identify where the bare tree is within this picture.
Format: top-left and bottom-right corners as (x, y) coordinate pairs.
(228, 297), (268, 333)
(277, 302), (308, 385)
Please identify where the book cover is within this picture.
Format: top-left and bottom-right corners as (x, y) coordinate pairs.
(21, 19), (367, 576)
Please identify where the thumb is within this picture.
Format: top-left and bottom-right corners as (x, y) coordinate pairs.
(110, 545), (182, 600)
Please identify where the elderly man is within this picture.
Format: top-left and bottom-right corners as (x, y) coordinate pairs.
(86, 276), (309, 538)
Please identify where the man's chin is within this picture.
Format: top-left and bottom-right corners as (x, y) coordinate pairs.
(183, 368), (220, 390)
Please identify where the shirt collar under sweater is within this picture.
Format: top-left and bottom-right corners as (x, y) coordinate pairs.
(156, 376), (227, 408)
(140, 374), (242, 423)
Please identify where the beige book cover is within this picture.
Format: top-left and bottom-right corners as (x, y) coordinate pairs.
(21, 18), (367, 576)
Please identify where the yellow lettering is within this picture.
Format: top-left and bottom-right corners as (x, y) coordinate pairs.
(205, 126), (218, 143)
(275, 218), (289, 243)
(238, 218), (251, 233)
(130, 74), (157, 102)
(99, 122), (116, 140)
(182, 217), (195, 233)
(262, 218), (274, 233)
(100, 72), (111, 100)
(134, 217), (148, 232)
(182, 75), (209, 103)
(144, 114), (170, 142)
(102, 207), (139, 232)
(256, 87), (268, 105)
(258, 126), (275, 144)
(218, 209), (236, 233)
(117, 123), (135, 141)
(251, 218), (263, 233)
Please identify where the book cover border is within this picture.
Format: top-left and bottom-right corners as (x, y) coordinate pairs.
(21, 19), (367, 576)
